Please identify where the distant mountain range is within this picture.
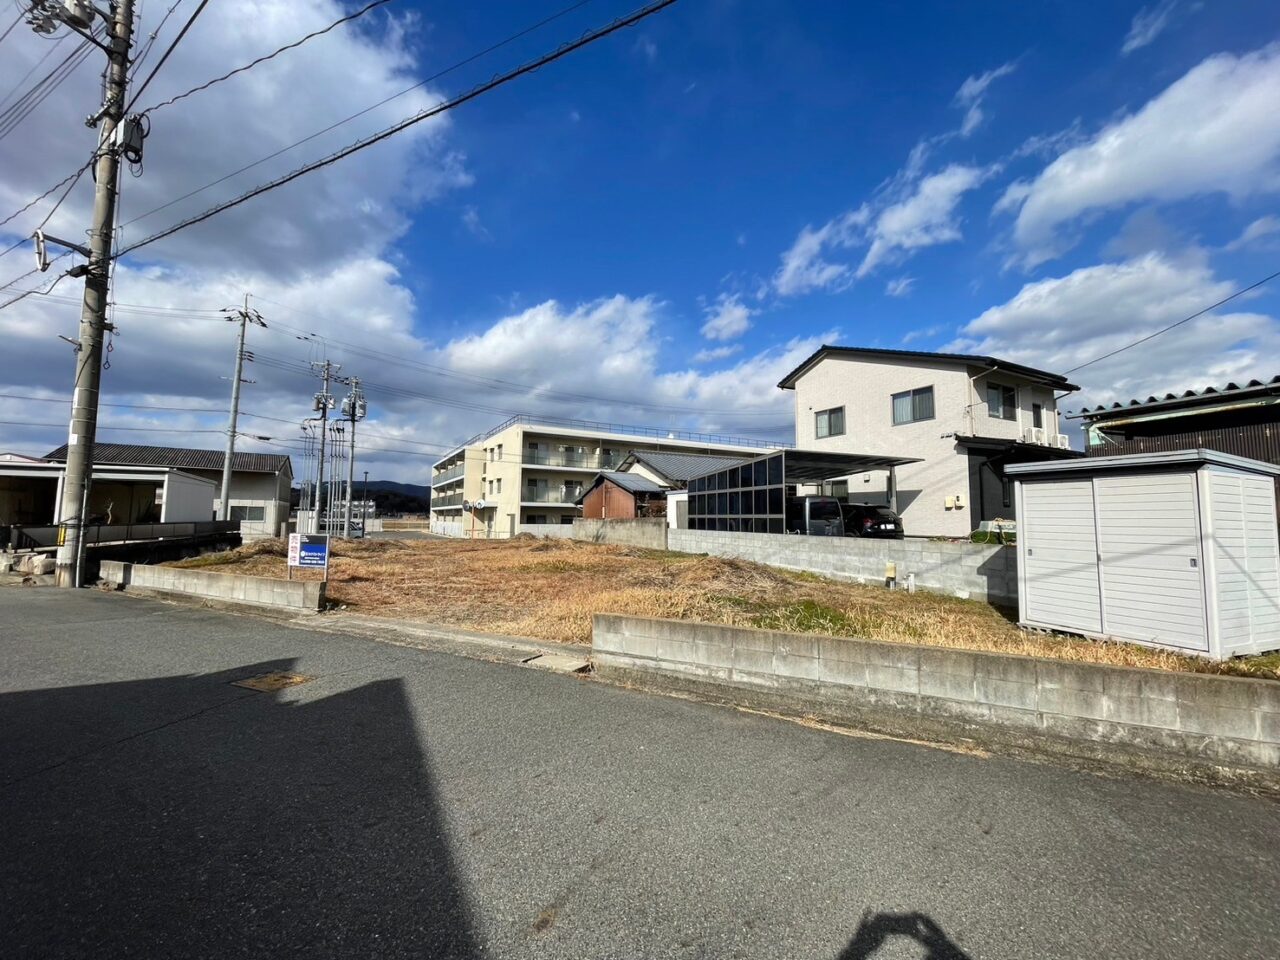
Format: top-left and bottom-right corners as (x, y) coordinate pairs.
(361, 480), (430, 499)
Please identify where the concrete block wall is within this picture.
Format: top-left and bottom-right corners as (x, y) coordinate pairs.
(100, 560), (325, 612)
(593, 614), (1280, 772)
(572, 518), (669, 551)
(669, 529), (1016, 604)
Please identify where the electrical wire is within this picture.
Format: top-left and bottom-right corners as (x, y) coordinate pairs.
(130, 0), (185, 78)
(0, 419), (224, 434)
(123, 0), (210, 112)
(0, 158), (94, 229)
(0, 34), (98, 143)
(0, 30), (68, 113)
(119, 0), (600, 229)
(140, 0), (395, 115)
(1064, 267), (1280, 375)
(116, 0), (678, 258)
(0, 8), (24, 47)
(0, 265), (72, 310)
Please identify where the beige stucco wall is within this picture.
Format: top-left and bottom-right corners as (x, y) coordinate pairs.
(791, 354), (1065, 538)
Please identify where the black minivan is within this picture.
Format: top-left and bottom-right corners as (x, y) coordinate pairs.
(784, 496), (845, 536)
(840, 502), (905, 539)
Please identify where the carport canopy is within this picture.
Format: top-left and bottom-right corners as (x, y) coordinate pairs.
(685, 448), (921, 515)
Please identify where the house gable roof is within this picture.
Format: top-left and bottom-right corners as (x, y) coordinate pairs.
(776, 345), (1078, 392)
(573, 470), (666, 504)
(42, 442), (292, 476)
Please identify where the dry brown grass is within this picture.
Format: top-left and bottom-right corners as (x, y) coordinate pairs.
(169, 536), (1280, 681)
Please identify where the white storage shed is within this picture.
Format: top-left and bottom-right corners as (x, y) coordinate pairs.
(1006, 450), (1280, 660)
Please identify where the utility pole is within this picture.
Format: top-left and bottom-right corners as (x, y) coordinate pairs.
(311, 360), (338, 534)
(362, 470), (369, 522)
(341, 378), (366, 537)
(37, 0), (136, 587)
(218, 295), (266, 521)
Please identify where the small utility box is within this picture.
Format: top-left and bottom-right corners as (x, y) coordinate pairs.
(1007, 449), (1280, 660)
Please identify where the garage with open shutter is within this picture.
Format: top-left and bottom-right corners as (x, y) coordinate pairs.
(1008, 450), (1280, 660)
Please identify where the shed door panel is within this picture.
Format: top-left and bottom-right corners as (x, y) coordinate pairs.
(1022, 480), (1101, 634)
(1096, 474), (1207, 651)
(1211, 472), (1280, 654)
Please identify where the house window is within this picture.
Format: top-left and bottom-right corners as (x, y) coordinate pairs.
(1032, 403), (1044, 429)
(891, 386), (935, 425)
(496, 444), (503, 461)
(987, 384), (1016, 420)
(815, 406), (845, 439)
(495, 478), (501, 494)
(229, 505), (265, 522)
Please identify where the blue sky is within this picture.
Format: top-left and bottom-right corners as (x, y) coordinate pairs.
(1, 0), (1278, 478)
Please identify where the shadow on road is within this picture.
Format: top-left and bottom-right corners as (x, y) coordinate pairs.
(837, 911), (972, 959)
(0, 658), (478, 958)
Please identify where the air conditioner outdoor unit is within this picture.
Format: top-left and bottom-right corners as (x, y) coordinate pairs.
(1055, 434), (1071, 449)
(1022, 427), (1041, 443)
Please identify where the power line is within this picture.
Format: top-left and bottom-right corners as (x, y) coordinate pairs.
(140, 0), (395, 115)
(0, 8), (24, 47)
(131, 0), (185, 77)
(1065, 267), (1280, 375)
(0, 157), (94, 230)
(0, 34), (97, 144)
(123, 0), (211, 112)
(120, 0), (597, 230)
(114, 0), (677, 255)
(0, 419), (224, 434)
(0, 30), (68, 113)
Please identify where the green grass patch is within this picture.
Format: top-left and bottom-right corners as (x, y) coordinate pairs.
(749, 599), (860, 635)
(970, 530), (1016, 545)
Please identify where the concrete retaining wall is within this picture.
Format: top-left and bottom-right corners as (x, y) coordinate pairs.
(100, 560), (325, 612)
(669, 529), (1015, 604)
(572, 518), (669, 550)
(593, 614), (1280, 776)
(430, 521), (463, 538)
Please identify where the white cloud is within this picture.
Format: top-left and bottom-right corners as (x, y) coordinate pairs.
(700, 293), (755, 341)
(954, 62), (1017, 137)
(901, 324), (943, 344)
(772, 208), (868, 296)
(692, 344), (743, 363)
(998, 44), (1280, 266)
(461, 206), (490, 240)
(634, 35), (658, 63)
(951, 252), (1280, 410)
(885, 276), (915, 298)
(1226, 215), (1280, 251)
(857, 164), (991, 277)
(1122, 1), (1180, 55)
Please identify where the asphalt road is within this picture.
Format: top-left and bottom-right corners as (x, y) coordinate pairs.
(2, 588), (1278, 959)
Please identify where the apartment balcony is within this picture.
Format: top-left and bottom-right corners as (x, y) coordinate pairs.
(431, 464), (465, 486)
(521, 488), (585, 505)
(522, 452), (626, 471)
(431, 492), (464, 509)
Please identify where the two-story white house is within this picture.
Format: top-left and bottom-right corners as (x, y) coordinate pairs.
(778, 345), (1082, 537)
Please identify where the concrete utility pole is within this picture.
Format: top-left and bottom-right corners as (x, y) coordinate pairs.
(218, 295), (266, 521)
(50, 0), (136, 587)
(341, 377), (365, 538)
(311, 360), (338, 534)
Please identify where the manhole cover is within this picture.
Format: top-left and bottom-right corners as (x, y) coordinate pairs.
(231, 671), (314, 692)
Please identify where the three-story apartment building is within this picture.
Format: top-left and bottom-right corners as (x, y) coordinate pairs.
(430, 416), (778, 537)
(778, 346), (1081, 537)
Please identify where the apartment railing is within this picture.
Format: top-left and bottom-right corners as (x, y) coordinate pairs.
(431, 464), (465, 486)
(450, 414), (785, 457)
(522, 488), (584, 504)
(431, 492), (464, 509)
(522, 452), (628, 470)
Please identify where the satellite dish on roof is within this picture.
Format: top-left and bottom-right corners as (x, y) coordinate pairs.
(462, 499), (472, 510)
(474, 499), (487, 510)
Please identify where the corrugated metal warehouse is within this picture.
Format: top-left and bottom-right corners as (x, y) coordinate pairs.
(1007, 450), (1280, 660)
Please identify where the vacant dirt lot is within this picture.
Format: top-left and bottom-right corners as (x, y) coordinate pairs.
(170, 535), (1280, 680)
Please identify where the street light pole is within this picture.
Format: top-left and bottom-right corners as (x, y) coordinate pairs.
(50, 0), (137, 587)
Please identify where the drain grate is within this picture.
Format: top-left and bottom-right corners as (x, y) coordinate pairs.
(231, 671), (314, 692)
